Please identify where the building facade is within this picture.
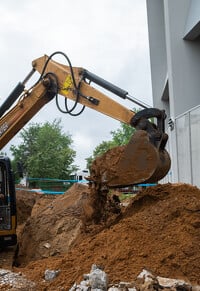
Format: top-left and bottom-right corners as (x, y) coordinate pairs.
(146, 0), (200, 186)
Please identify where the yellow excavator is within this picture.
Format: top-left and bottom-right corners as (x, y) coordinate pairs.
(0, 51), (171, 247)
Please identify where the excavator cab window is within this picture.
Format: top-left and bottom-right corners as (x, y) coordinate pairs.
(0, 157), (17, 247)
(0, 164), (8, 206)
(17, 162), (24, 179)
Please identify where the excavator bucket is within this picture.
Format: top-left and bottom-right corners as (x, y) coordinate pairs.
(89, 130), (171, 188)
(88, 108), (171, 188)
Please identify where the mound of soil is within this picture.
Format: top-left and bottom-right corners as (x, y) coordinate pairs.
(14, 183), (200, 290)
(16, 188), (41, 225)
(16, 183), (93, 265)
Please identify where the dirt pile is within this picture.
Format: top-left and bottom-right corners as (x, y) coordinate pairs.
(13, 182), (200, 290)
(16, 183), (93, 265)
(16, 187), (41, 225)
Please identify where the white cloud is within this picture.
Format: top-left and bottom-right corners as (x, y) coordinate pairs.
(73, 133), (93, 167)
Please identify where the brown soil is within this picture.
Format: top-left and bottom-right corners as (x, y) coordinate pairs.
(12, 182), (200, 290)
(89, 130), (171, 187)
(16, 187), (42, 225)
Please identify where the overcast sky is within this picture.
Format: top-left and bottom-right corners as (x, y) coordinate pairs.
(0, 0), (152, 170)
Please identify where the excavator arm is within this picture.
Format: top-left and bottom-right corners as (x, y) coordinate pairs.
(32, 54), (137, 123)
(0, 75), (57, 149)
(0, 52), (171, 188)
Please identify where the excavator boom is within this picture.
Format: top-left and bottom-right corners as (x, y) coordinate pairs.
(0, 51), (171, 248)
(0, 52), (171, 189)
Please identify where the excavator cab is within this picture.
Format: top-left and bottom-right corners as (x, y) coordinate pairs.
(0, 157), (17, 247)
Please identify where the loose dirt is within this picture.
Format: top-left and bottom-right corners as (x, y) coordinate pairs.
(10, 182), (200, 290)
(89, 131), (171, 187)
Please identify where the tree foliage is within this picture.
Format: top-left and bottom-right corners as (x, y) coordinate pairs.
(110, 122), (136, 146)
(86, 108), (142, 169)
(93, 140), (116, 157)
(10, 119), (77, 179)
(86, 122), (136, 169)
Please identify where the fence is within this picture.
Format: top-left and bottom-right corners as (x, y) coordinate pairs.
(18, 177), (87, 195)
(164, 104), (200, 187)
(175, 105), (200, 187)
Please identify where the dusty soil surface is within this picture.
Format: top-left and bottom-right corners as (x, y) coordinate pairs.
(16, 184), (92, 265)
(9, 182), (200, 290)
(16, 187), (42, 225)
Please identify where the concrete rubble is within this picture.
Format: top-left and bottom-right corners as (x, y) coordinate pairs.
(69, 266), (199, 291)
(69, 264), (108, 291)
(1, 266), (200, 291)
(0, 268), (36, 290)
(44, 269), (60, 281)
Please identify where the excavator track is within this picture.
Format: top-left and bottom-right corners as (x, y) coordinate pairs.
(0, 246), (17, 269)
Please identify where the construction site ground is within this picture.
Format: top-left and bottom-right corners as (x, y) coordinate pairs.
(1, 182), (200, 290)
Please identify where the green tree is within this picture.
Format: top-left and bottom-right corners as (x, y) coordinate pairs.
(110, 122), (136, 145)
(93, 140), (116, 157)
(87, 122), (136, 169)
(86, 140), (115, 169)
(10, 119), (77, 179)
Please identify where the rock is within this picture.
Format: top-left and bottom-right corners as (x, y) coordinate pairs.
(108, 282), (137, 291)
(43, 242), (51, 249)
(70, 264), (108, 290)
(157, 276), (192, 290)
(88, 264), (108, 290)
(108, 287), (119, 291)
(137, 268), (155, 282)
(0, 268), (36, 290)
(137, 269), (193, 291)
(69, 281), (90, 291)
(44, 269), (60, 281)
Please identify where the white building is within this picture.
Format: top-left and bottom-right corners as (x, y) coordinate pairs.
(73, 169), (89, 182)
(146, 0), (200, 187)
